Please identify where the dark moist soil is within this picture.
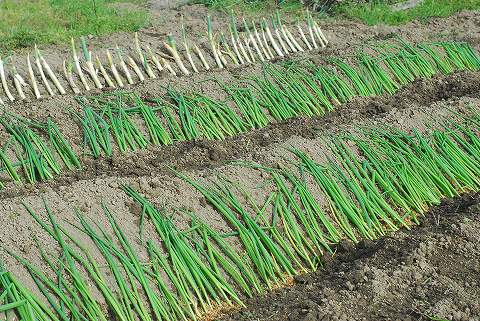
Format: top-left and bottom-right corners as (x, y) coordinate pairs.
(218, 193), (480, 321)
(1, 70), (479, 201)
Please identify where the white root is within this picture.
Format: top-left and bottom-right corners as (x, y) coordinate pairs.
(13, 76), (25, 100)
(34, 46), (54, 96)
(96, 56), (115, 88)
(261, 27), (275, 59)
(230, 32), (244, 64)
(117, 48), (134, 84)
(16, 74), (27, 87)
(219, 33), (238, 65)
(27, 54), (41, 99)
(254, 22), (271, 60)
(236, 36), (251, 63)
(284, 25), (304, 52)
(297, 24), (312, 51)
(210, 37), (223, 68)
(85, 51), (103, 89)
(135, 33), (156, 79)
(181, 22), (199, 73)
(0, 58), (15, 102)
(185, 43), (199, 73)
(63, 61), (81, 94)
(274, 25), (289, 54)
(127, 56), (145, 82)
(306, 15), (318, 49)
(251, 33), (265, 61)
(280, 24), (297, 52)
(218, 45), (228, 67)
(207, 16), (224, 68)
(39, 55), (66, 94)
(106, 49), (124, 88)
(71, 39), (90, 91)
(243, 19), (264, 61)
(243, 36), (256, 63)
(147, 46), (164, 73)
(193, 44), (210, 70)
(12, 67), (26, 100)
(312, 20), (326, 47)
(164, 37), (190, 76)
(313, 20), (328, 46)
(0, 96), (4, 105)
(161, 56), (176, 76)
(264, 19), (284, 57)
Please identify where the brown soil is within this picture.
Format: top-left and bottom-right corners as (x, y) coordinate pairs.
(218, 193), (480, 321)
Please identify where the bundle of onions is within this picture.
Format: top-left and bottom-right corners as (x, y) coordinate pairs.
(243, 18), (264, 61)
(262, 18), (284, 57)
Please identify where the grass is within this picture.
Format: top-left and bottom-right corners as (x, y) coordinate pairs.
(193, 0), (480, 23)
(194, 0), (304, 16)
(0, 0), (148, 53)
(336, 0), (480, 26)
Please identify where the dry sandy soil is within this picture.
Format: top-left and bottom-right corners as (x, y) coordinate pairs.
(1, 3), (480, 321)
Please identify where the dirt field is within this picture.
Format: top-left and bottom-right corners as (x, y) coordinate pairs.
(1, 3), (480, 321)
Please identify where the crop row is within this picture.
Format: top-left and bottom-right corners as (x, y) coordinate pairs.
(0, 11), (327, 104)
(1, 39), (479, 188)
(1, 106), (480, 320)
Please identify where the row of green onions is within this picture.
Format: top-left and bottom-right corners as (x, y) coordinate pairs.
(75, 39), (480, 158)
(0, 114), (80, 187)
(2, 108), (480, 320)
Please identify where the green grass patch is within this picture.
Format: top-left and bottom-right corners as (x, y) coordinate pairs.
(0, 0), (148, 52)
(336, 0), (480, 26)
(193, 0), (304, 17)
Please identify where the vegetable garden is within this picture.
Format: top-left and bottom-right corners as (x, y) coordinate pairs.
(0, 3), (479, 321)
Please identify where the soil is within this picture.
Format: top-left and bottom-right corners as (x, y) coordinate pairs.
(0, 3), (480, 321)
(219, 193), (480, 321)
